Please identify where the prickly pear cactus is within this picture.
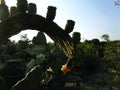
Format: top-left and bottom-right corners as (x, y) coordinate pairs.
(28, 3), (36, 14)
(17, 0), (28, 13)
(0, 0), (77, 89)
(32, 32), (47, 45)
(72, 32), (81, 45)
(0, 1), (9, 21)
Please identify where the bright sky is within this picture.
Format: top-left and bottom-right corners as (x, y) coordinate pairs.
(4, 0), (120, 42)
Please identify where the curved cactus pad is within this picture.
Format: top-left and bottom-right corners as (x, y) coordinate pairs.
(0, 13), (74, 57)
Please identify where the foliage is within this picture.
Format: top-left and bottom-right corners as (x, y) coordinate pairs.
(19, 34), (29, 41)
(103, 41), (120, 69)
(18, 34), (30, 50)
(83, 44), (99, 69)
(0, 33), (120, 90)
(91, 38), (100, 46)
(101, 34), (110, 42)
(76, 42), (100, 70)
(47, 42), (55, 51)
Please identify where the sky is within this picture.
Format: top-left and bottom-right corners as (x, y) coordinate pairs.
(3, 0), (120, 42)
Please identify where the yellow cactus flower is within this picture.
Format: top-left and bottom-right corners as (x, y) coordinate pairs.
(61, 64), (71, 73)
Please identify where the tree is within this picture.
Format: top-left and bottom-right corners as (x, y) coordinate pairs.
(19, 34), (29, 41)
(115, 0), (120, 6)
(91, 38), (100, 46)
(101, 34), (110, 42)
(18, 34), (30, 50)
